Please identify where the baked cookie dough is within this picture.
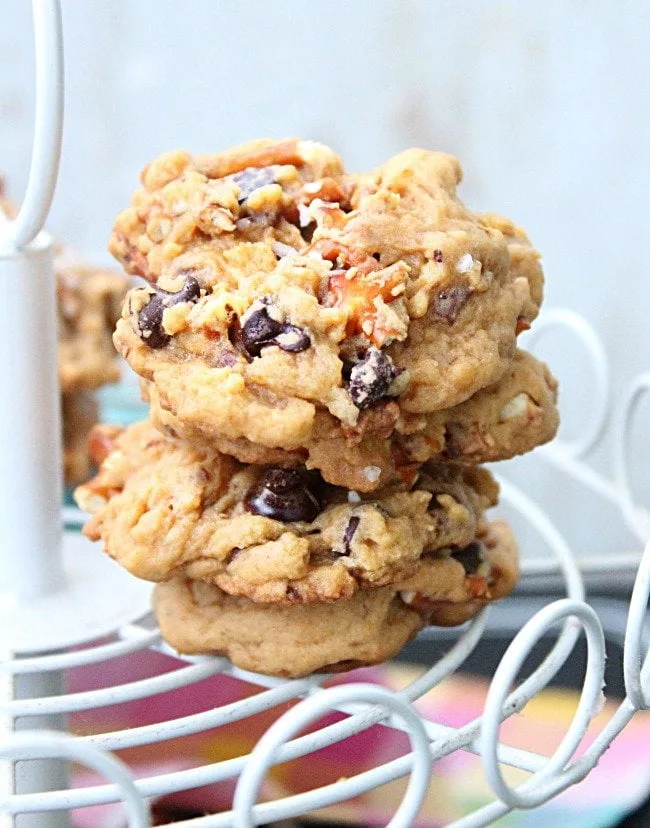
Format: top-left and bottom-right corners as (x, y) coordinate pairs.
(110, 140), (543, 460)
(146, 348), (558, 491)
(153, 520), (518, 677)
(75, 420), (498, 602)
(62, 390), (98, 486)
(57, 258), (128, 392)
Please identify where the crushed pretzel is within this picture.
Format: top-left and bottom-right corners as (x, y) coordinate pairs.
(326, 261), (409, 346)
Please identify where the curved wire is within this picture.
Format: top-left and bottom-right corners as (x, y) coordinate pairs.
(1, 0), (63, 250)
(525, 308), (610, 457)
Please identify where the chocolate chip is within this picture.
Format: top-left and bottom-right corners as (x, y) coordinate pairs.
(300, 222), (316, 243)
(341, 515), (360, 555)
(231, 166), (276, 204)
(241, 303), (283, 356)
(346, 347), (399, 409)
(137, 276), (201, 349)
(227, 315), (252, 362)
(245, 468), (322, 523)
(433, 249), (444, 263)
(451, 541), (484, 575)
(433, 284), (471, 322)
(241, 299), (311, 358)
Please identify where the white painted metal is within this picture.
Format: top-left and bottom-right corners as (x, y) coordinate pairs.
(3, 0), (63, 251)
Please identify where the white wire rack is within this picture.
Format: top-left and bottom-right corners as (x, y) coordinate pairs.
(1, 2), (650, 826)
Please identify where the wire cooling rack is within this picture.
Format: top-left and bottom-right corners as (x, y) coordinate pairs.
(2, 2), (650, 826)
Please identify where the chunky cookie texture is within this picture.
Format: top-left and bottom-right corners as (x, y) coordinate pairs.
(153, 520), (517, 677)
(75, 420), (498, 602)
(110, 140), (543, 460)
(146, 349), (558, 491)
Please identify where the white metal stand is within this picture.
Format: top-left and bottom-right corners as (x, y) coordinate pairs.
(1, 2), (649, 827)
(0, 3), (151, 827)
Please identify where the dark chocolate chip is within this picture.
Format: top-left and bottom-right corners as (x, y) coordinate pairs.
(231, 166), (276, 204)
(245, 468), (322, 523)
(227, 315), (252, 362)
(341, 515), (361, 555)
(433, 249), (444, 263)
(433, 284), (471, 322)
(300, 222), (316, 243)
(346, 347), (399, 409)
(451, 541), (484, 575)
(286, 585), (301, 601)
(241, 302), (283, 357)
(136, 276), (201, 349)
(241, 299), (311, 357)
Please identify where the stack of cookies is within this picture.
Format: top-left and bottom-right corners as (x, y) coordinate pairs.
(75, 140), (558, 677)
(1, 182), (128, 485)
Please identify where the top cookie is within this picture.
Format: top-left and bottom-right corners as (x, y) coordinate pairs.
(110, 139), (543, 453)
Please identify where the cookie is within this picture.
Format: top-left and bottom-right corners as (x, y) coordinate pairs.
(153, 520), (518, 677)
(154, 578), (423, 678)
(57, 257), (128, 392)
(110, 140), (542, 461)
(75, 420), (498, 602)
(0, 193), (128, 393)
(61, 390), (99, 486)
(146, 348), (558, 491)
(109, 139), (345, 280)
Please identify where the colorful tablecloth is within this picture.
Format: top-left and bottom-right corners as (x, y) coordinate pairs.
(67, 650), (650, 826)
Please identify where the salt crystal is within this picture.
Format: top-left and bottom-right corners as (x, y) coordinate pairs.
(499, 393), (530, 421)
(456, 253), (474, 273)
(298, 203), (312, 228)
(363, 465), (381, 483)
(272, 241), (298, 258)
(347, 490), (362, 504)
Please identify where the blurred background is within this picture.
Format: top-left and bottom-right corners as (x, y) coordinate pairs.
(2, 2), (650, 824)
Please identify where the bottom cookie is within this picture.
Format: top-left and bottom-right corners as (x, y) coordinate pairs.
(154, 520), (518, 677)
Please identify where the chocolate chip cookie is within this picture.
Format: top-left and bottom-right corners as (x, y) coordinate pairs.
(110, 140), (543, 461)
(75, 420), (498, 602)
(146, 348), (558, 491)
(153, 520), (518, 677)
